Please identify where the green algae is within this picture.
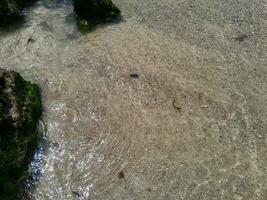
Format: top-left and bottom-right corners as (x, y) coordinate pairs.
(76, 19), (93, 31)
(0, 69), (42, 199)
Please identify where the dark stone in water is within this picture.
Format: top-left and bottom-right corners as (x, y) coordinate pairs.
(25, 37), (35, 46)
(72, 191), (81, 197)
(130, 74), (139, 79)
(73, 0), (121, 30)
(52, 142), (59, 149)
(73, 0), (120, 20)
(0, 0), (21, 25)
(118, 170), (125, 179)
(0, 69), (42, 199)
(0, 0), (36, 26)
(1, 0), (121, 31)
(234, 34), (249, 42)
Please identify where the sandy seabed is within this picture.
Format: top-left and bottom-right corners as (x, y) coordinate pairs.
(0, 0), (266, 199)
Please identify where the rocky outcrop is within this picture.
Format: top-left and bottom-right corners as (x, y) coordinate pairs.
(73, 0), (121, 28)
(0, 0), (20, 25)
(0, 0), (36, 25)
(0, 69), (42, 199)
(1, 0), (121, 28)
(73, 0), (120, 20)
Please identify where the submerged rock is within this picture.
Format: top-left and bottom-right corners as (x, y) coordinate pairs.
(73, 0), (121, 28)
(0, 0), (36, 25)
(73, 0), (121, 20)
(0, 69), (42, 199)
(0, 0), (20, 25)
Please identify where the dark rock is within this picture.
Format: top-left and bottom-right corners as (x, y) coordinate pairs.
(234, 34), (249, 42)
(118, 170), (125, 179)
(73, 0), (121, 24)
(72, 191), (81, 197)
(130, 74), (139, 79)
(73, 0), (120, 19)
(0, 68), (42, 199)
(25, 37), (35, 46)
(0, 0), (21, 25)
(0, 0), (36, 26)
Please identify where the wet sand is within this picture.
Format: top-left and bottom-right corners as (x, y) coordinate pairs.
(0, 0), (266, 199)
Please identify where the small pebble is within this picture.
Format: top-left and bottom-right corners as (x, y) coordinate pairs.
(200, 105), (208, 108)
(118, 171), (125, 179)
(130, 74), (139, 79)
(52, 142), (59, 149)
(173, 100), (182, 111)
(28, 38), (35, 43)
(72, 191), (80, 197)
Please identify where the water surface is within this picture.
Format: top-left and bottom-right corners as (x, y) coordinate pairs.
(0, 0), (266, 199)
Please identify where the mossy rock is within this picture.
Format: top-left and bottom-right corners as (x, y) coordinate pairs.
(73, 0), (121, 28)
(0, 0), (20, 25)
(0, 0), (36, 26)
(0, 69), (42, 199)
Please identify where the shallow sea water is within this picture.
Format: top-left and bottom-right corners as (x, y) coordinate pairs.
(0, 0), (266, 199)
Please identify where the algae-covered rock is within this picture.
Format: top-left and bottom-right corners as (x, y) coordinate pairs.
(73, 0), (121, 23)
(0, 69), (42, 199)
(0, 0), (36, 25)
(0, 0), (20, 25)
